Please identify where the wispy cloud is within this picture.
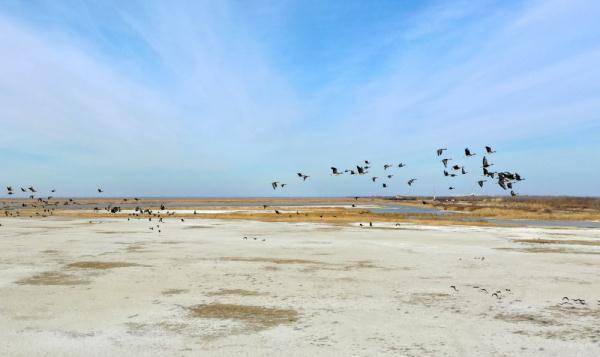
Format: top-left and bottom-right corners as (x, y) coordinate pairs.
(0, 0), (598, 196)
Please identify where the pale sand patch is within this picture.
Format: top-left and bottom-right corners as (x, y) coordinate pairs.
(1, 217), (599, 356)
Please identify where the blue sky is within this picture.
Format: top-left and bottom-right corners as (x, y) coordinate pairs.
(0, 0), (599, 197)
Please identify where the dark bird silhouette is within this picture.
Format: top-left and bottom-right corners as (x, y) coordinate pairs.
(331, 167), (341, 175)
(271, 181), (279, 189)
(364, 160), (370, 165)
(444, 170), (449, 177)
(97, 188), (104, 193)
(450, 285), (458, 292)
(437, 148), (447, 156)
(498, 179), (507, 190)
(442, 158), (451, 168)
(356, 166), (365, 175)
(382, 183), (387, 188)
(28, 186), (36, 193)
(407, 179), (417, 186)
(461, 167), (467, 175)
(387, 175), (393, 179)
(449, 187), (455, 190)
(398, 163), (406, 168)
(383, 164), (392, 170)
(485, 146), (496, 154)
(478, 180), (486, 188)
(452, 164), (460, 170)
(515, 173), (524, 181)
(510, 190), (517, 197)
(297, 173), (310, 181)
(21, 187), (26, 192)
(482, 156), (493, 168)
(372, 177), (378, 182)
(465, 148), (476, 157)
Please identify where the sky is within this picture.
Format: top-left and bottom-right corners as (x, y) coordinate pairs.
(0, 0), (599, 197)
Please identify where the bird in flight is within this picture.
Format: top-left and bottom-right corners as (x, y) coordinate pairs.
(452, 164), (461, 171)
(297, 172), (310, 181)
(485, 146), (496, 154)
(461, 167), (468, 175)
(97, 188), (104, 193)
(330, 167), (341, 175)
(465, 148), (476, 157)
(442, 158), (451, 168)
(382, 183), (387, 188)
(372, 177), (378, 182)
(387, 175), (393, 179)
(356, 166), (366, 175)
(437, 148), (447, 156)
(383, 164), (392, 170)
(398, 163), (406, 168)
(28, 186), (36, 193)
(482, 156), (493, 168)
(407, 179), (417, 186)
(478, 180), (486, 188)
(271, 182), (279, 190)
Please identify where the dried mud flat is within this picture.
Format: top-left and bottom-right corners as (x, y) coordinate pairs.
(1, 217), (600, 356)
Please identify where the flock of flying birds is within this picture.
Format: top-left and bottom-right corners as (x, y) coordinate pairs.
(272, 145), (525, 196)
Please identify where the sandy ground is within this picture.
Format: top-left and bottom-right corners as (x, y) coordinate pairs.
(1, 217), (600, 356)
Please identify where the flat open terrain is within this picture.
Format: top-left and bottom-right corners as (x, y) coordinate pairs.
(1, 215), (600, 356)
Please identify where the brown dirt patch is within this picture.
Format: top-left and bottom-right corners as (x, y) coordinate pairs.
(496, 247), (600, 255)
(66, 261), (143, 269)
(514, 239), (600, 246)
(15, 271), (89, 286)
(162, 289), (190, 296)
(495, 312), (558, 326)
(188, 303), (298, 330)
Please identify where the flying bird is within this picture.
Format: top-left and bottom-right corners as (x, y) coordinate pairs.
(330, 167), (341, 175)
(383, 164), (392, 170)
(271, 182), (279, 190)
(387, 175), (393, 179)
(478, 180), (486, 188)
(437, 148), (447, 156)
(382, 183), (387, 188)
(372, 177), (378, 182)
(407, 179), (417, 186)
(485, 146), (496, 154)
(452, 164), (461, 170)
(465, 148), (476, 157)
(398, 163), (406, 168)
(482, 156), (493, 168)
(442, 158), (451, 168)
(97, 188), (104, 193)
(297, 173), (309, 181)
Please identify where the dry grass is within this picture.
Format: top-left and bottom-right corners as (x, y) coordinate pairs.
(15, 271), (88, 286)
(187, 303), (298, 330)
(495, 312), (558, 326)
(514, 239), (600, 246)
(66, 261), (143, 269)
(162, 288), (190, 296)
(496, 247), (600, 255)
